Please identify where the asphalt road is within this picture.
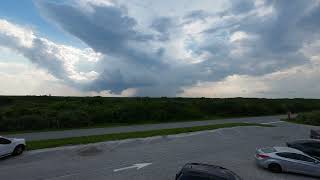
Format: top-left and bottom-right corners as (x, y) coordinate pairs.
(0, 120), (318, 180)
(5, 115), (287, 141)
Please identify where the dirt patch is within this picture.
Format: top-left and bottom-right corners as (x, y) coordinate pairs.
(77, 146), (104, 156)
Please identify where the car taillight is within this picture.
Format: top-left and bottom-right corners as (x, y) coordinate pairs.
(257, 154), (269, 159)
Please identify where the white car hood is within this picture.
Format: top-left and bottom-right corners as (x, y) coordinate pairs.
(8, 137), (26, 145)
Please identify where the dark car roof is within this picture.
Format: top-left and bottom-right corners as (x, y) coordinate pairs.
(289, 139), (320, 144)
(181, 163), (240, 180)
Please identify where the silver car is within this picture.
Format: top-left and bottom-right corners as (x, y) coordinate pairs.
(255, 146), (320, 177)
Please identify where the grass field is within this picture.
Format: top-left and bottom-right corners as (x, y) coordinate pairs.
(1, 96), (320, 132)
(27, 122), (273, 150)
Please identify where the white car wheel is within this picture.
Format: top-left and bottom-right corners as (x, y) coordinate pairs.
(12, 145), (25, 156)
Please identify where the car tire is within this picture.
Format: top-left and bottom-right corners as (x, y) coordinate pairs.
(12, 145), (25, 156)
(268, 163), (282, 173)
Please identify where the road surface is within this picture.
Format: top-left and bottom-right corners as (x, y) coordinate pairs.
(0, 120), (317, 180)
(5, 115), (287, 141)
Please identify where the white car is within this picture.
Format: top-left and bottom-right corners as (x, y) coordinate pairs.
(0, 136), (26, 157)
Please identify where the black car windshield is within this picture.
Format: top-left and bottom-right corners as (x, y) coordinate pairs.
(179, 175), (227, 180)
(179, 173), (227, 180)
(179, 175), (211, 180)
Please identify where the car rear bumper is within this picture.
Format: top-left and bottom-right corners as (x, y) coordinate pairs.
(254, 155), (268, 168)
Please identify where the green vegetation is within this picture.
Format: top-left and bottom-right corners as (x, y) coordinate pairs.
(286, 111), (320, 126)
(1, 96), (320, 132)
(27, 122), (272, 150)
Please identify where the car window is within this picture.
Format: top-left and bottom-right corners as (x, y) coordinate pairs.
(178, 172), (227, 180)
(294, 154), (316, 163)
(0, 138), (11, 144)
(277, 152), (291, 159)
(179, 174), (211, 180)
(277, 152), (315, 163)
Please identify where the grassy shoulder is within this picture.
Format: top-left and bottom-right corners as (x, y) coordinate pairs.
(27, 122), (273, 150)
(4, 122), (133, 135)
(285, 111), (320, 126)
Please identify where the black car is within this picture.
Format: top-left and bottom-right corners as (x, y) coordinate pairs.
(310, 129), (320, 139)
(175, 163), (242, 180)
(287, 139), (320, 159)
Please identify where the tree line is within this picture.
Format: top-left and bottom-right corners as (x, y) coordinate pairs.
(1, 96), (320, 131)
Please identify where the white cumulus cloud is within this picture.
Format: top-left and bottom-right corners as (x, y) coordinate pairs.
(0, 19), (102, 83)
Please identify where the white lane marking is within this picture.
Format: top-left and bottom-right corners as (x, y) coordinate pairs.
(262, 121), (283, 125)
(233, 128), (242, 136)
(113, 163), (152, 172)
(216, 129), (224, 136)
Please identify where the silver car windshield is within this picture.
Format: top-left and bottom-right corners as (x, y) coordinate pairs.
(261, 147), (276, 153)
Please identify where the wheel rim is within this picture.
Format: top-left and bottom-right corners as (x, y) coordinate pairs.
(270, 164), (280, 172)
(16, 146), (23, 154)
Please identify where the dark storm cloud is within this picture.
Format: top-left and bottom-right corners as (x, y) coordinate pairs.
(198, 0), (320, 77)
(33, 0), (320, 96)
(35, 0), (171, 93)
(150, 17), (175, 41)
(36, 1), (155, 63)
(230, 0), (255, 14)
(299, 2), (320, 32)
(184, 10), (211, 22)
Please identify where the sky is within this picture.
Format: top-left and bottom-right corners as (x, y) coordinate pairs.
(0, 0), (320, 98)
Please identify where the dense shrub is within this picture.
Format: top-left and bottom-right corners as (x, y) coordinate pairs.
(0, 115), (46, 131)
(292, 111), (320, 126)
(57, 111), (91, 128)
(1, 96), (320, 131)
(0, 97), (13, 106)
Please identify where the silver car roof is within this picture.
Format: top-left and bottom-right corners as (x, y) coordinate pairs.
(273, 146), (304, 154)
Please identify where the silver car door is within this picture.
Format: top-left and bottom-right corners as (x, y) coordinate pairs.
(299, 156), (320, 177)
(314, 162), (320, 177)
(280, 158), (298, 172)
(285, 159), (304, 173)
(276, 153), (303, 173)
(301, 161), (320, 177)
(290, 154), (320, 176)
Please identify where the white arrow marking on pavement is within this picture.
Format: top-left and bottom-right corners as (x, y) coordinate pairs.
(113, 163), (152, 172)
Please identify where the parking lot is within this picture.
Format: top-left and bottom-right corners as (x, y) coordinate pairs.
(0, 121), (318, 180)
